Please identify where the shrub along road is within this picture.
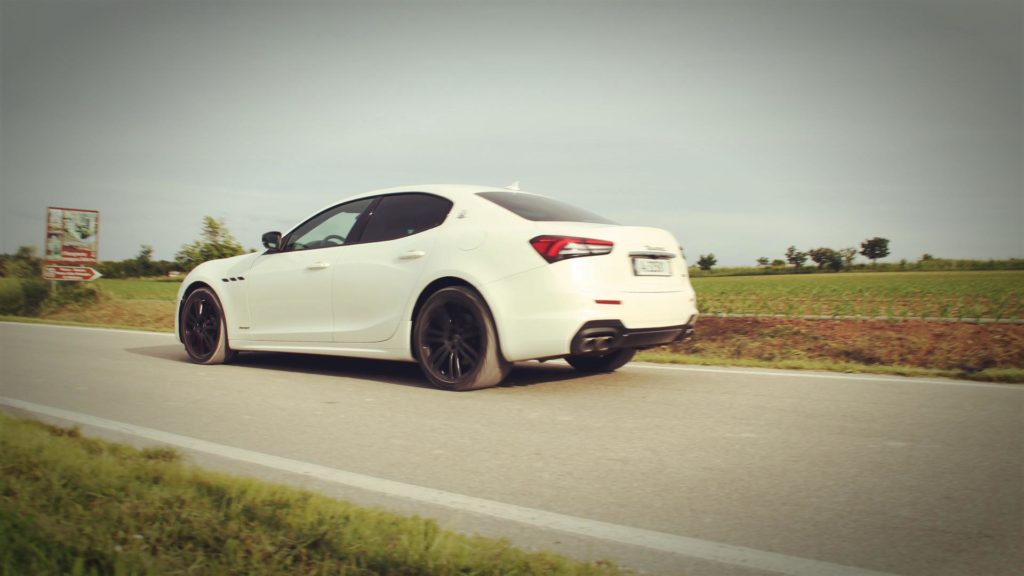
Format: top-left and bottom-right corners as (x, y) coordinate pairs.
(1, 322), (1021, 576)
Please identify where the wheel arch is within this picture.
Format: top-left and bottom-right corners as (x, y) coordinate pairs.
(409, 276), (507, 361)
(176, 281), (218, 341)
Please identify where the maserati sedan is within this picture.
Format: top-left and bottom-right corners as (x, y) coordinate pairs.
(176, 184), (698, 390)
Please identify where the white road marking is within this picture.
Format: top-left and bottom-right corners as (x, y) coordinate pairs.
(2, 397), (900, 576)
(627, 362), (1021, 389)
(0, 321), (173, 337)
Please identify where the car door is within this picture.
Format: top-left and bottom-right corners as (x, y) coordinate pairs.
(246, 197), (374, 342)
(331, 193), (453, 343)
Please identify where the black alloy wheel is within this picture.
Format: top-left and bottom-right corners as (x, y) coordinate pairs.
(181, 287), (234, 364)
(414, 286), (509, 390)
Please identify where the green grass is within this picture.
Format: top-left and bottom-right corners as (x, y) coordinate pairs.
(13, 270), (1023, 320)
(96, 277), (181, 301)
(0, 412), (626, 576)
(0, 277), (181, 306)
(692, 270), (1024, 320)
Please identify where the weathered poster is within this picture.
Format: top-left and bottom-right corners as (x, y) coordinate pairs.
(46, 207), (99, 264)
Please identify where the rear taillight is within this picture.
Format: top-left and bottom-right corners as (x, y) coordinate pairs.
(530, 235), (614, 263)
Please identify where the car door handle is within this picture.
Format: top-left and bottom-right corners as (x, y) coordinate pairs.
(399, 250), (426, 260)
(307, 262), (330, 270)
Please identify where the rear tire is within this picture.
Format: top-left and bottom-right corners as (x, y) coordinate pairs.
(181, 287), (236, 365)
(413, 286), (510, 391)
(565, 348), (636, 373)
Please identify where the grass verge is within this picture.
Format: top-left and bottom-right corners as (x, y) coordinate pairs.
(0, 412), (626, 576)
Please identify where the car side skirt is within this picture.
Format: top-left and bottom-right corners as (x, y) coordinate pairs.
(228, 321), (416, 362)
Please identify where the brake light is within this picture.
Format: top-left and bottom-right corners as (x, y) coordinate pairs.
(530, 235), (614, 263)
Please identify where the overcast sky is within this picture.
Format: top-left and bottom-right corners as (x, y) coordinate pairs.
(2, 0), (1021, 266)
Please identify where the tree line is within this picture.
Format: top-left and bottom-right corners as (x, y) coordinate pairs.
(0, 216), (247, 280)
(697, 237), (890, 272)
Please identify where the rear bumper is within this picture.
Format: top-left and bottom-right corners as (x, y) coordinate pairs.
(482, 262), (699, 361)
(570, 318), (695, 355)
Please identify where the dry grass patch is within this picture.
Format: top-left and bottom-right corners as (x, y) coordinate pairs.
(42, 298), (175, 332)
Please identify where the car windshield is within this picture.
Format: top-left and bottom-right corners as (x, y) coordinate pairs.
(477, 191), (616, 224)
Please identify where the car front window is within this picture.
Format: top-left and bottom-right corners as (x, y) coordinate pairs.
(285, 197), (374, 251)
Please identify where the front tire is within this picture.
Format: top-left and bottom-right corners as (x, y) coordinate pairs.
(181, 287), (236, 365)
(413, 286), (509, 391)
(565, 348), (636, 373)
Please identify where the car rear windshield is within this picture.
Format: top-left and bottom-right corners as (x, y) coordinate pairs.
(477, 191), (616, 224)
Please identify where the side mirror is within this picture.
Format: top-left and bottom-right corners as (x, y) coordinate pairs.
(262, 231), (282, 251)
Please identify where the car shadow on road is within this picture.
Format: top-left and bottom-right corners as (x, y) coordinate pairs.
(125, 345), (592, 390)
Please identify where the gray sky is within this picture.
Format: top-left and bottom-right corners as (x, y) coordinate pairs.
(2, 0), (1021, 266)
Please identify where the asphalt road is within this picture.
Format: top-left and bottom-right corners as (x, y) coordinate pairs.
(1, 322), (1021, 576)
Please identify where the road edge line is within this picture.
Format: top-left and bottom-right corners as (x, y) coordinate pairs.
(1, 396), (901, 576)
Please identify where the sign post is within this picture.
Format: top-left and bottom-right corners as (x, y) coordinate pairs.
(44, 207), (102, 282)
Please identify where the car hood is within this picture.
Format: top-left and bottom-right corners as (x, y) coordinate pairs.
(190, 251), (261, 277)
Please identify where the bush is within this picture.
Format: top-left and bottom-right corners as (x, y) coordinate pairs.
(44, 282), (100, 311)
(0, 281), (25, 315)
(0, 279), (99, 317)
(19, 279), (50, 316)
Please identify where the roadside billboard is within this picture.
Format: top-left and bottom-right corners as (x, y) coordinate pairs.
(44, 207), (102, 282)
(46, 207), (99, 264)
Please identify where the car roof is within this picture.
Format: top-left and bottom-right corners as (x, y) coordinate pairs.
(283, 185), (542, 237)
(344, 184), (543, 202)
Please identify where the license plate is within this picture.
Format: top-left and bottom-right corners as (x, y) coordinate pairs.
(633, 257), (672, 276)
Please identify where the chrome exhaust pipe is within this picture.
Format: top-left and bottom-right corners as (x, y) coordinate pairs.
(579, 335), (615, 353)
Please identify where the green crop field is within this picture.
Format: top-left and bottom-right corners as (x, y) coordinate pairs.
(692, 270), (1024, 320)
(0, 278), (182, 302)
(6, 270), (1023, 322)
(96, 278), (181, 301)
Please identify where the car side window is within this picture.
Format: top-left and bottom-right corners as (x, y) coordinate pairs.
(285, 198), (374, 251)
(359, 194), (453, 244)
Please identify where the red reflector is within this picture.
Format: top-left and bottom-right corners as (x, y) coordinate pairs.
(530, 235), (614, 263)
(595, 300), (622, 305)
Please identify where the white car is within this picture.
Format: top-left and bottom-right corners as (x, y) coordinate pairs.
(176, 184), (698, 390)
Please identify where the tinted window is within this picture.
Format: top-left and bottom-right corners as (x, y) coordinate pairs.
(285, 198), (374, 251)
(359, 193), (453, 243)
(477, 191), (616, 224)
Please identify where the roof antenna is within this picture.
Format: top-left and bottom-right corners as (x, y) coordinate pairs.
(505, 181), (520, 191)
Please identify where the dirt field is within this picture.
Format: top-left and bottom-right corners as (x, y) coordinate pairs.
(660, 316), (1024, 373)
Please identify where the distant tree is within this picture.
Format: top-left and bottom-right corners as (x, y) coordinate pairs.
(175, 216), (245, 271)
(785, 246), (808, 269)
(98, 246), (178, 278)
(697, 253), (717, 271)
(920, 253), (935, 262)
(771, 259), (786, 267)
(860, 237), (891, 265)
(839, 247), (857, 268)
(134, 245), (155, 276)
(756, 257), (770, 267)
(808, 248), (829, 269)
(808, 247), (843, 271)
